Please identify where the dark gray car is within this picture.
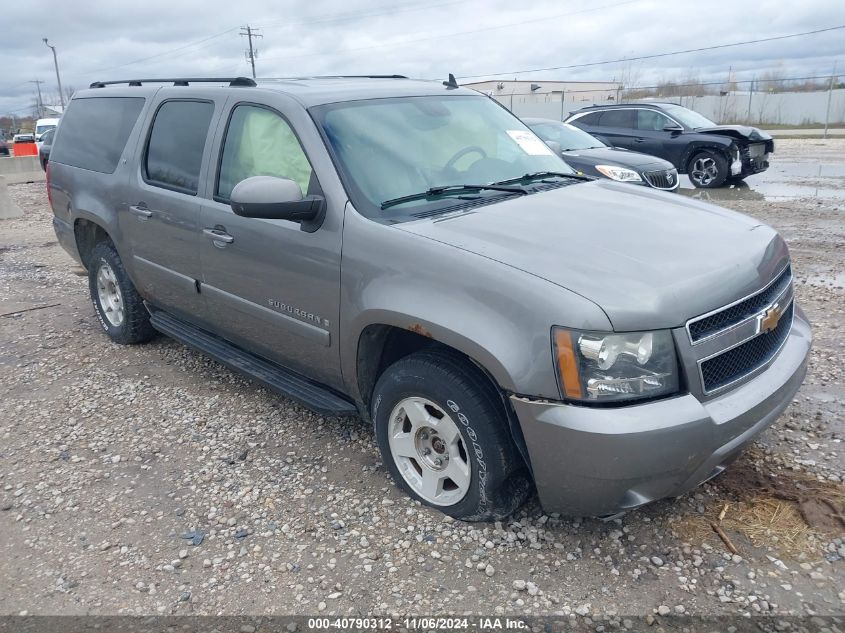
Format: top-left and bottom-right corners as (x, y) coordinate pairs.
(524, 118), (678, 191)
(47, 76), (811, 519)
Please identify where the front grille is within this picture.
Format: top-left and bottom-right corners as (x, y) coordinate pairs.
(642, 169), (678, 190)
(688, 265), (792, 342)
(700, 302), (793, 393)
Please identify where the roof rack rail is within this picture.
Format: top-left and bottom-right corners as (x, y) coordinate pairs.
(262, 75), (408, 80)
(89, 77), (257, 89)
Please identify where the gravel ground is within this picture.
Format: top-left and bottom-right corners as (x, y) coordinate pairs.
(1, 139), (843, 618)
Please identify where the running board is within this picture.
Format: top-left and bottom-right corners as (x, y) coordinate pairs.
(148, 310), (358, 416)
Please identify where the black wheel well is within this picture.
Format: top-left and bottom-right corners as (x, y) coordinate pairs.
(355, 324), (533, 472)
(684, 145), (731, 172)
(74, 219), (111, 269)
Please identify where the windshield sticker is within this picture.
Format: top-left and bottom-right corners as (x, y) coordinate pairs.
(507, 130), (555, 156)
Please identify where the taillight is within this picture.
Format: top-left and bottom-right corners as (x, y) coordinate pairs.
(46, 162), (53, 206)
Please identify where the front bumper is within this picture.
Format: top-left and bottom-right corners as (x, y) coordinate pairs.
(511, 308), (811, 517)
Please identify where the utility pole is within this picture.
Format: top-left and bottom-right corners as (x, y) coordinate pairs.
(43, 38), (65, 110)
(30, 80), (45, 118)
(747, 76), (755, 124)
(240, 25), (263, 79)
(824, 60), (838, 139)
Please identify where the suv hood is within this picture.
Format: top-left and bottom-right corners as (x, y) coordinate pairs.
(397, 180), (789, 331)
(694, 125), (773, 143)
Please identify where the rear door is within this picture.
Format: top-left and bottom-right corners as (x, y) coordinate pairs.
(121, 92), (222, 325)
(197, 98), (344, 389)
(595, 109), (635, 149)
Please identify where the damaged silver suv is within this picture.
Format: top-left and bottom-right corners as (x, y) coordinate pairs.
(48, 75), (811, 520)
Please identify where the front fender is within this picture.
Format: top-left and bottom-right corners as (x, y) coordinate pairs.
(679, 136), (734, 173)
(339, 208), (613, 402)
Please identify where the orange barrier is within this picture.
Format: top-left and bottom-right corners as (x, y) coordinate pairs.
(13, 143), (38, 157)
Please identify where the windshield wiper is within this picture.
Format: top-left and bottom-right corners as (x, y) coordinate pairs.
(494, 171), (594, 186)
(380, 184), (527, 210)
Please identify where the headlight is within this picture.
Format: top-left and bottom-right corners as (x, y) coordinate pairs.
(553, 327), (679, 403)
(594, 165), (643, 182)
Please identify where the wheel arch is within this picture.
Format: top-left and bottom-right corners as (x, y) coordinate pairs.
(680, 140), (733, 174)
(352, 320), (534, 473)
(73, 216), (113, 269)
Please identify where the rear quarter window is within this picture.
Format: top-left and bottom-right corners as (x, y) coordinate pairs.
(50, 97), (145, 173)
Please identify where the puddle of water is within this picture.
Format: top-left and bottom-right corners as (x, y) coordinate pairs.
(677, 161), (845, 203)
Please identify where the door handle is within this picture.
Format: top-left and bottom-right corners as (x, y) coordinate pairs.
(203, 228), (234, 244)
(633, 137), (645, 143)
(129, 204), (153, 219)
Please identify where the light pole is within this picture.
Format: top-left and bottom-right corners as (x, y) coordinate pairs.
(43, 38), (65, 110)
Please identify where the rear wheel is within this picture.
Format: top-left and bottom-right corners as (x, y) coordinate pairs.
(88, 241), (155, 345)
(688, 150), (729, 188)
(373, 349), (532, 521)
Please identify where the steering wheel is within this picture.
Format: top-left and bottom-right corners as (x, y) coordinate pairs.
(444, 146), (488, 172)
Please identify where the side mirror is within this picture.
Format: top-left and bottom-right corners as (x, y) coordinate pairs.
(230, 176), (325, 232)
(663, 123), (683, 132)
(544, 140), (562, 154)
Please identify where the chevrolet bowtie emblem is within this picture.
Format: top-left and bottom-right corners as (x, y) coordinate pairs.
(759, 303), (783, 333)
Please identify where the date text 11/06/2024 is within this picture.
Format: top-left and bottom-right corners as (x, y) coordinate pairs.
(307, 617), (528, 630)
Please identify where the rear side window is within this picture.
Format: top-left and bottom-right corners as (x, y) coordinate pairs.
(144, 100), (214, 195)
(574, 112), (602, 126)
(50, 97), (144, 173)
(598, 109), (634, 128)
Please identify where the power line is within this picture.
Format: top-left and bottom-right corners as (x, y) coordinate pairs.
(457, 25), (845, 80)
(83, 27), (240, 76)
(492, 73), (845, 97)
(257, 0), (637, 65)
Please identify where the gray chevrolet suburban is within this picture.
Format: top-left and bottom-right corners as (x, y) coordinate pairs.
(47, 76), (811, 521)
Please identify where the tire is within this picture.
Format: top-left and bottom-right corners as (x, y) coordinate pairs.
(87, 241), (155, 345)
(687, 150), (729, 188)
(372, 349), (532, 521)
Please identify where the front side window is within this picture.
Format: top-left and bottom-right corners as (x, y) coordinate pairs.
(598, 109), (634, 128)
(144, 100), (214, 195)
(660, 104), (716, 129)
(217, 105), (314, 200)
(312, 95), (569, 220)
(636, 109), (672, 131)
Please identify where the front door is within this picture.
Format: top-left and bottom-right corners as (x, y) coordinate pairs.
(632, 109), (676, 159)
(121, 97), (218, 323)
(198, 102), (343, 389)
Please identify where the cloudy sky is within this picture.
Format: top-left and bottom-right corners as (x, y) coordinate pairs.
(1, 0), (843, 116)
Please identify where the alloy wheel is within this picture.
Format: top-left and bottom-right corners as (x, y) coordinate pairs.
(387, 397), (471, 506)
(691, 156), (719, 186)
(96, 261), (125, 327)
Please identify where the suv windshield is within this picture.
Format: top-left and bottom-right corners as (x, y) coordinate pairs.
(312, 95), (572, 219)
(529, 121), (606, 151)
(661, 104), (716, 129)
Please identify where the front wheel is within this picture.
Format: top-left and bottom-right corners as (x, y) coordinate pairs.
(688, 150), (729, 188)
(372, 350), (532, 521)
(88, 241), (155, 345)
